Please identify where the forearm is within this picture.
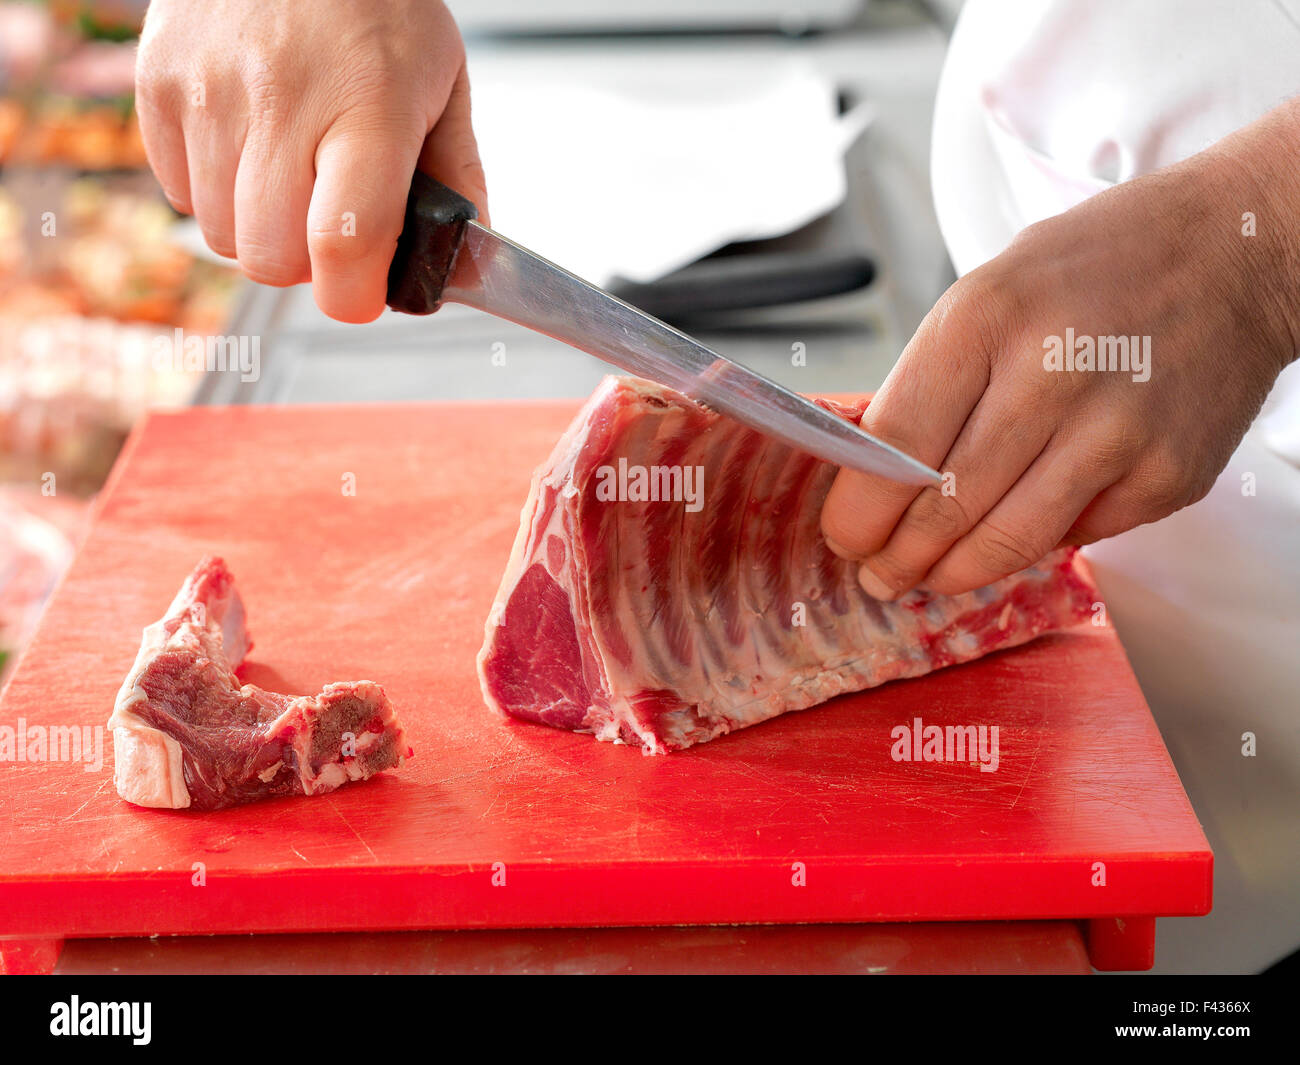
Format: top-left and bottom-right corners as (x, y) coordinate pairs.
(1200, 95), (1300, 374)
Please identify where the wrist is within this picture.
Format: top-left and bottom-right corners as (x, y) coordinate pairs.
(1207, 97), (1300, 373)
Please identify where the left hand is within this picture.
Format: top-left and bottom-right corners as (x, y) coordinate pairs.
(820, 99), (1300, 599)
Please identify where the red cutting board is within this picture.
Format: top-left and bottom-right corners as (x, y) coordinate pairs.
(0, 401), (1211, 966)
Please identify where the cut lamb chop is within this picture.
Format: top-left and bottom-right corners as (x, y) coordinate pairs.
(110, 556), (410, 810)
(478, 376), (1096, 753)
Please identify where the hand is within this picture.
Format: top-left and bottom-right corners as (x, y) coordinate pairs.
(821, 101), (1300, 599)
(135, 0), (487, 323)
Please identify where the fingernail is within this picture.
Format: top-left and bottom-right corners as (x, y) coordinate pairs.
(824, 535), (860, 561)
(857, 564), (899, 602)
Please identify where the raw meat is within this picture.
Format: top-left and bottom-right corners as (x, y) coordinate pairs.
(478, 376), (1096, 753)
(110, 556), (411, 810)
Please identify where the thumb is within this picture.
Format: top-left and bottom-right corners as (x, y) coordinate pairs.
(418, 62), (490, 227)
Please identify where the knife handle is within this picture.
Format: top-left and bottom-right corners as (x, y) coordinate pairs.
(386, 170), (479, 315)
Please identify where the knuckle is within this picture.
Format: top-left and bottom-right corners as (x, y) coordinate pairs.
(308, 224), (375, 268)
(332, 32), (428, 110)
(343, 51), (402, 103)
(1183, 475), (1216, 508)
(861, 550), (918, 593)
(1064, 500), (1125, 547)
(820, 475), (918, 561)
(135, 66), (182, 116)
(1075, 418), (1146, 479)
(200, 226), (236, 259)
(244, 73), (290, 126)
(859, 401), (908, 448)
(240, 244), (308, 287)
(1133, 449), (1191, 511)
(966, 520), (1045, 578)
(158, 185), (191, 214)
(1006, 216), (1056, 256)
(908, 490), (976, 545)
(243, 265), (303, 288)
(859, 400), (933, 468)
(1059, 525), (1099, 548)
(820, 509), (879, 560)
(241, 52), (313, 130)
(1148, 475), (1187, 511)
(1148, 481), (1196, 519)
(946, 266), (1026, 353)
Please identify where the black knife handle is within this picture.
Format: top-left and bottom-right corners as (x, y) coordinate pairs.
(386, 170), (479, 315)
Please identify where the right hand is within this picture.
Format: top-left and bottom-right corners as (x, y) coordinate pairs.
(135, 0), (488, 323)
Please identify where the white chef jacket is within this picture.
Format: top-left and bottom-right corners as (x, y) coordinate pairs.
(932, 0), (1300, 973)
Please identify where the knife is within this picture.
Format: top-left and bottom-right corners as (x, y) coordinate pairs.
(386, 171), (941, 486)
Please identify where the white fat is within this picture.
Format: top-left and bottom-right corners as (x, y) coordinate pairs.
(112, 722), (190, 809)
(351, 730), (380, 753)
(109, 619), (192, 808)
(307, 762), (348, 793)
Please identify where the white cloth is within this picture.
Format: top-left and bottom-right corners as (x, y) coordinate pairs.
(932, 0), (1300, 972)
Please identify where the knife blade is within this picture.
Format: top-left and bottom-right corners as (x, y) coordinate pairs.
(387, 172), (941, 486)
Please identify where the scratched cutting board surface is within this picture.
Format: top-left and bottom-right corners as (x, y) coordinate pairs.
(0, 402), (1211, 939)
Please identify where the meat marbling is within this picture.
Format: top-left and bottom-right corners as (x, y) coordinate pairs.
(110, 556), (411, 810)
(478, 375), (1096, 753)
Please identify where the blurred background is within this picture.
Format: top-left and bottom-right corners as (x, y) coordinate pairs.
(0, 0), (960, 676)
